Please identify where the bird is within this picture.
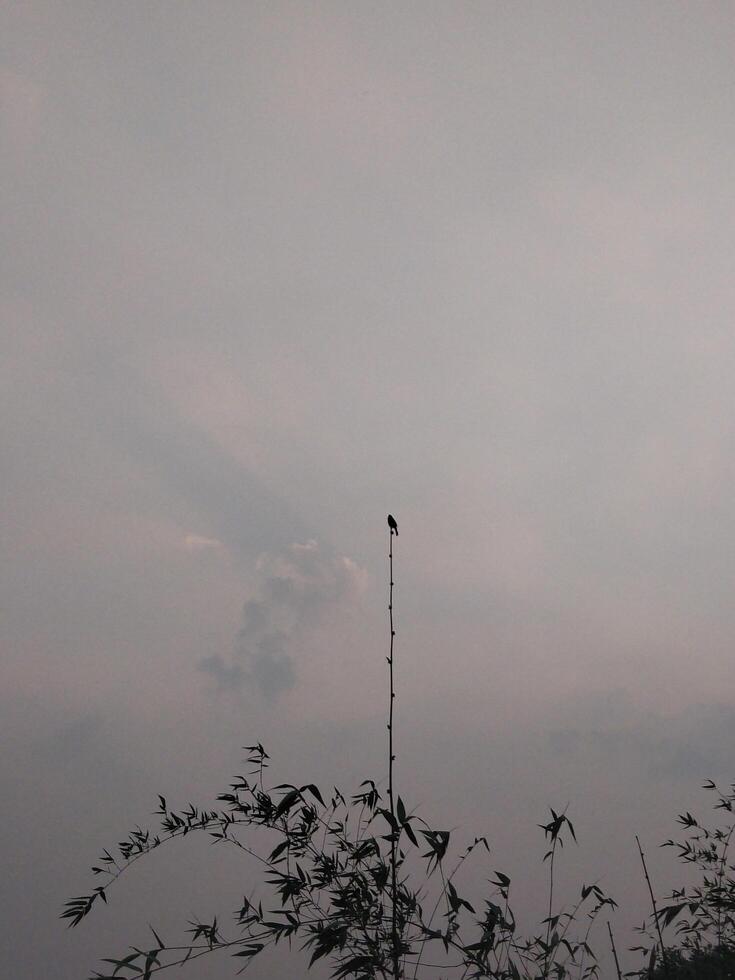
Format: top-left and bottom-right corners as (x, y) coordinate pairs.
(387, 514), (398, 536)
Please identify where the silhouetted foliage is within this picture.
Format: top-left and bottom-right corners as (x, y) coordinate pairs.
(62, 740), (616, 979)
(650, 945), (735, 980)
(630, 781), (735, 979)
(63, 521), (734, 979)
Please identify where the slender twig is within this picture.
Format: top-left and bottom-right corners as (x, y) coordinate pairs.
(607, 920), (623, 980)
(411, 842), (480, 980)
(544, 837), (557, 979)
(387, 520), (400, 979)
(549, 879), (608, 976)
(636, 835), (669, 979)
(494, 886), (514, 979)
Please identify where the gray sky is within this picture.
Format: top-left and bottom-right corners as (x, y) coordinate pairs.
(4, 3), (735, 977)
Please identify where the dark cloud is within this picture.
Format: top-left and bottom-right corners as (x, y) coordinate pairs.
(250, 651), (296, 701)
(199, 540), (366, 700)
(198, 653), (246, 691)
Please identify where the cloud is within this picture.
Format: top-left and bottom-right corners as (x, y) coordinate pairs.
(198, 654), (245, 689)
(199, 539), (368, 700)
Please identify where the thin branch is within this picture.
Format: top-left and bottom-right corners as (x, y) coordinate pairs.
(607, 921), (623, 980)
(636, 835), (669, 979)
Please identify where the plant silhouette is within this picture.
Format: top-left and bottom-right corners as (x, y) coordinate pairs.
(63, 521), (734, 980)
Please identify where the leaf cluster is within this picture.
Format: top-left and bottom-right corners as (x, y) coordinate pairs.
(628, 781), (735, 978)
(64, 748), (615, 980)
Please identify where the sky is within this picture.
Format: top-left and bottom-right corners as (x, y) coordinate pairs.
(3, 3), (735, 977)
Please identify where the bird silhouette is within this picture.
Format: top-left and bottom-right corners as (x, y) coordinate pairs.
(387, 514), (398, 536)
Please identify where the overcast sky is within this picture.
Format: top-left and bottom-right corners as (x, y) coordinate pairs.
(4, 3), (735, 978)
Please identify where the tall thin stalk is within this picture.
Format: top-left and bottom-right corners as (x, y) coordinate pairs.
(544, 837), (557, 979)
(636, 835), (669, 979)
(607, 920), (623, 980)
(387, 518), (400, 979)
